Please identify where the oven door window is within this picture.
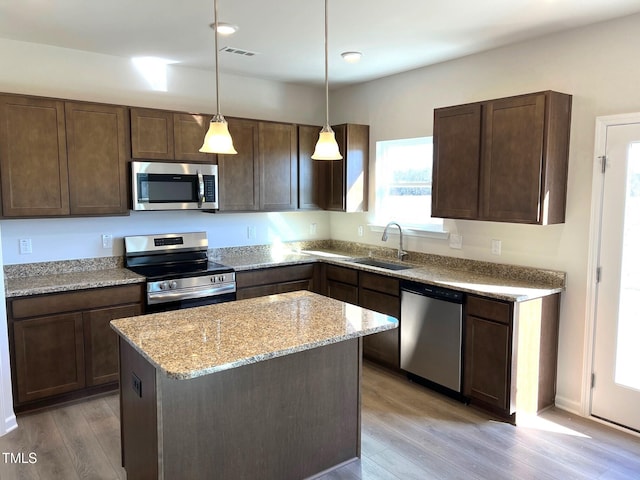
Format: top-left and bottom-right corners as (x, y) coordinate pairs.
(138, 173), (198, 203)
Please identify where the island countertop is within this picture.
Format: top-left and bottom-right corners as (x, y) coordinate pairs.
(110, 290), (398, 380)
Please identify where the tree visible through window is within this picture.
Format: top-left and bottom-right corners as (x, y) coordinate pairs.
(375, 136), (443, 231)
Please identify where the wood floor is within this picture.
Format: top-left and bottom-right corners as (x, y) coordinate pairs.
(1, 361), (639, 480)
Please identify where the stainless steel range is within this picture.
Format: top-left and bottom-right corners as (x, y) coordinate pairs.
(124, 231), (236, 313)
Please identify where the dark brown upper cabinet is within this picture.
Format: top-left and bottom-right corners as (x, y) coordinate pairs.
(259, 121), (298, 211)
(218, 117), (260, 211)
(218, 118), (298, 212)
(0, 95), (70, 217)
(432, 91), (571, 225)
(65, 101), (129, 215)
(0, 94), (129, 218)
(320, 123), (369, 212)
(130, 107), (214, 163)
(297, 124), (323, 210)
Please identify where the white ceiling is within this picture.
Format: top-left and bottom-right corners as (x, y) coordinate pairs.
(1, 0), (639, 88)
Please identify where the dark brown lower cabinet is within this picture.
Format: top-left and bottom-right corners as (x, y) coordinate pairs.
(8, 284), (144, 412)
(84, 304), (142, 387)
(358, 272), (400, 368)
(463, 293), (561, 422)
(322, 265), (400, 368)
(236, 264), (318, 300)
(12, 312), (85, 404)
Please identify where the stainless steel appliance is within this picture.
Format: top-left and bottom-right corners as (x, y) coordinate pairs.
(124, 231), (235, 312)
(400, 280), (464, 393)
(131, 161), (219, 211)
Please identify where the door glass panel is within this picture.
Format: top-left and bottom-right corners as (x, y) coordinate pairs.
(615, 142), (640, 391)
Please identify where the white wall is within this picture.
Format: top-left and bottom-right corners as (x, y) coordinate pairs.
(0, 38), (331, 265)
(330, 12), (640, 412)
(0, 225), (17, 435)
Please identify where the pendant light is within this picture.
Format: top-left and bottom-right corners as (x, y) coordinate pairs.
(200, 0), (237, 154)
(311, 0), (342, 160)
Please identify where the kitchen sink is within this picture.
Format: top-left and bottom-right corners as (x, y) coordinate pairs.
(348, 257), (414, 271)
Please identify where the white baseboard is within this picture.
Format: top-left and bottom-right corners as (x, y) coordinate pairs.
(554, 395), (583, 416)
(1, 413), (17, 437)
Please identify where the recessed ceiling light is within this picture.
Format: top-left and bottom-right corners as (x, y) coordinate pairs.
(209, 22), (238, 35)
(341, 51), (362, 63)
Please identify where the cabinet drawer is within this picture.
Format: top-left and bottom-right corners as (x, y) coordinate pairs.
(237, 279), (311, 300)
(359, 272), (399, 296)
(466, 295), (511, 325)
(325, 265), (358, 286)
(10, 284), (144, 320)
(326, 280), (358, 304)
(359, 289), (399, 318)
(236, 264), (314, 288)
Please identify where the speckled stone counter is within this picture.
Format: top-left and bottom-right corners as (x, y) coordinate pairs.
(4, 240), (566, 302)
(217, 245), (565, 302)
(111, 290), (398, 380)
(4, 268), (144, 297)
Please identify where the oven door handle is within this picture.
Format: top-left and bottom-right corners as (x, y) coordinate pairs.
(147, 283), (236, 305)
(197, 170), (205, 207)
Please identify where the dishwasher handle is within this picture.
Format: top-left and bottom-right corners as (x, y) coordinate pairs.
(400, 280), (464, 303)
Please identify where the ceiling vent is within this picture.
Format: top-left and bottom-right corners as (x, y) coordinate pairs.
(220, 47), (259, 57)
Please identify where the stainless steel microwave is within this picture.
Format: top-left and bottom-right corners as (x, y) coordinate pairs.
(131, 161), (219, 211)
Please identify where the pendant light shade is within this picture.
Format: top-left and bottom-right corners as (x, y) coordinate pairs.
(200, 113), (237, 154)
(312, 0), (342, 160)
(312, 125), (342, 160)
(200, 0), (237, 154)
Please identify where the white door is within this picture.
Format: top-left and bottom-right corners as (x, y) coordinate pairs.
(591, 121), (640, 432)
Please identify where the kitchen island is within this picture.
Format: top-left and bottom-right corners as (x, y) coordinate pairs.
(110, 290), (398, 480)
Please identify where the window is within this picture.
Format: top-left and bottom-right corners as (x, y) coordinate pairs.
(374, 136), (444, 232)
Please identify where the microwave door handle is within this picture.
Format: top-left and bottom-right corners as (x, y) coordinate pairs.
(197, 171), (205, 207)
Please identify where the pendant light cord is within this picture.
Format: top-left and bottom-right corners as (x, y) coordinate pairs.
(214, 0), (221, 116)
(324, 0), (329, 127)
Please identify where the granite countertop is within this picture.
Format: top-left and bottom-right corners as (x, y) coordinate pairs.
(110, 290), (398, 380)
(219, 248), (565, 302)
(4, 267), (145, 298)
(3, 243), (566, 302)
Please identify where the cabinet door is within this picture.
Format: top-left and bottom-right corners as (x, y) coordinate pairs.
(326, 280), (358, 304)
(321, 124), (369, 212)
(84, 304), (142, 386)
(359, 288), (400, 368)
(463, 314), (511, 411)
(259, 122), (298, 210)
(130, 108), (174, 160)
(0, 95), (69, 217)
(174, 113), (215, 163)
(298, 125), (322, 210)
(431, 104), (482, 219)
(481, 94), (546, 223)
(65, 102), (129, 215)
(218, 118), (260, 211)
(12, 313), (85, 404)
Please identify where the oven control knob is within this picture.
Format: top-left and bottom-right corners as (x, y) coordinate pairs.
(170, 281), (178, 289)
(159, 281), (168, 290)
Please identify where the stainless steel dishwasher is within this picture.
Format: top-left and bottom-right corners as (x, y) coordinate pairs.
(400, 280), (464, 393)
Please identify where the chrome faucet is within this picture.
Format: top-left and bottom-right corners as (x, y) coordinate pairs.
(381, 222), (407, 260)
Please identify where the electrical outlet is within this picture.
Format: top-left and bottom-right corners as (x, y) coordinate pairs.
(358, 225), (364, 237)
(101, 234), (113, 249)
(310, 223), (317, 235)
(449, 234), (463, 249)
(19, 238), (33, 255)
(132, 373), (142, 398)
(491, 239), (502, 255)
(247, 226), (256, 240)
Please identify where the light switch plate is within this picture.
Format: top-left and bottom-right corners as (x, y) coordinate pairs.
(19, 238), (32, 255)
(449, 234), (463, 249)
(491, 239), (502, 255)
